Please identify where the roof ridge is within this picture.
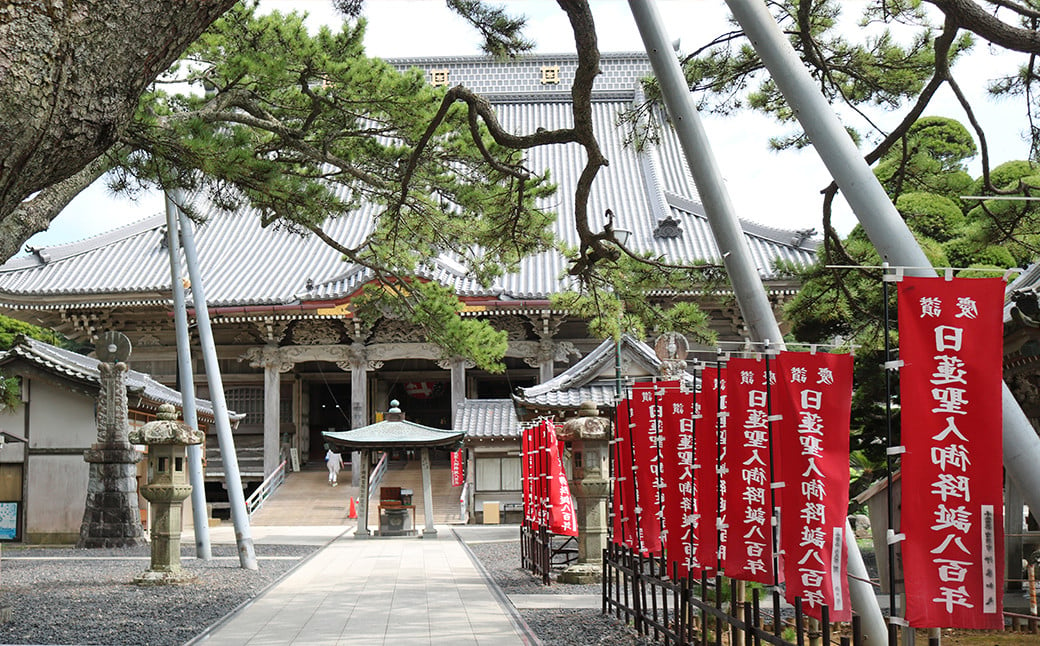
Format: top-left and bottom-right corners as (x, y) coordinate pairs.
(7, 215), (166, 272)
(662, 190), (819, 250)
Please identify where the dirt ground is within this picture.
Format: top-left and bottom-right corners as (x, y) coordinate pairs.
(913, 628), (1039, 645)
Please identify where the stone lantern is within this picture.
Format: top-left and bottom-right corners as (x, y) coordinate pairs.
(557, 400), (611, 584)
(128, 404), (203, 585)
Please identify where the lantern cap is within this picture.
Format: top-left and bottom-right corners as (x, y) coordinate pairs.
(129, 404), (203, 445)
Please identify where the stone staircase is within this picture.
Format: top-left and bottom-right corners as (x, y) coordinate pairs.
(248, 457), (463, 527)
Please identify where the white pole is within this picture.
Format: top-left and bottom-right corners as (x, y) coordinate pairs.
(627, 3), (888, 643)
(170, 190), (257, 570)
(164, 192), (212, 561)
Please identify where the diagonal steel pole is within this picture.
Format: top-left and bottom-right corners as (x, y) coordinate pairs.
(628, 2), (887, 644)
(170, 190), (257, 570)
(725, 0), (1040, 537)
(164, 192), (212, 561)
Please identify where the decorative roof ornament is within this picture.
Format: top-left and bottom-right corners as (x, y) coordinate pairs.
(653, 215), (683, 239)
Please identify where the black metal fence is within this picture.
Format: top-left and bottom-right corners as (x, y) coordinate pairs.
(520, 521), (579, 585)
(602, 542), (864, 646)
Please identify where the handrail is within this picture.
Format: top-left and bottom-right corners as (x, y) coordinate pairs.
(367, 451), (388, 501)
(246, 459), (287, 518)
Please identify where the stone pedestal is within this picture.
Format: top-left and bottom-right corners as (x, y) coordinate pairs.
(557, 401), (611, 585)
(79, 443), (145, 548)
(78, 356), (146, 549)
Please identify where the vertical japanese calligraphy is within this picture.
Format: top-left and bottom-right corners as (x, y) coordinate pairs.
(776, 351), (853, 621)
(724, 357), (775, 584)
(545, 421), (578, 537)
(660, 383), (698, 579)
(450, 449), (464, 487)
(695, 366), (723, 575)
(630, 382), (664, 556)
(898, 276), (1005, 629)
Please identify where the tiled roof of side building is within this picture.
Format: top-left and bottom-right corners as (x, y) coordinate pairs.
(0, 53), (817, 309)
(454, 399), (522, 440)
(0, 336), (236, 422)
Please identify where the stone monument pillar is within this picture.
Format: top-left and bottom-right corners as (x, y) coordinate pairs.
(130, 404), (203, 585)
(557, 400), (611, 584)
(78, 332), (146, 548)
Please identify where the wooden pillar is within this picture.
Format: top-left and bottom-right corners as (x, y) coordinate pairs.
(450, 357), (465, 428)
(421, 447), (436, 537)
(356, 448), (370, 537)
(350, 357), (367, 487)
(263, 361), (280, 477)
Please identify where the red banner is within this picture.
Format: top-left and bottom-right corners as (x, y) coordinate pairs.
(612, 401), (637, 548)
(630, 382), (664, 556)
(898, 276), (1005, 629)
(695, 366), (724, 575)
(546, 424), (578, 537)
(776, 351), (853, 621)
(522, 426), (537, 526)
(724, 357), (775, 584)
(450, 449), (464, 487)
(660, 383), (698, 579)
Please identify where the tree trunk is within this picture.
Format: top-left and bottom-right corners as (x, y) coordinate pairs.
(0, 0), (236, 260)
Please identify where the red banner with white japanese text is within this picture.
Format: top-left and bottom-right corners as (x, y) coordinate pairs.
(450, 449), (464, 487)
(660, 383), (699, 579)
(776, 351), (853, 621)
(612, 402), (636, 547)
(522, 426), (537, 527)
(545, 423), (578, 537)
(630, 382), (664, 556)
(695, 366), (723, 575)
(724, 357), (775, 584)
(898, 276), (1005, 629)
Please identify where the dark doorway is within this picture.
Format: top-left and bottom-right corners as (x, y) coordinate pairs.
(309, 381), (352, 463)
(387, 380), (451, 429)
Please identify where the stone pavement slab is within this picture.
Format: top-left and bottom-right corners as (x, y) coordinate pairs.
(190, 526), (532, 646)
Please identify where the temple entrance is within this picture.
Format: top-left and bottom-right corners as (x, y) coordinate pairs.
(308, 380), (352, 463)
(386, 380), (451, 429)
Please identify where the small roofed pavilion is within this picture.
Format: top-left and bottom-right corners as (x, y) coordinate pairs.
(323, 401), (463, 538)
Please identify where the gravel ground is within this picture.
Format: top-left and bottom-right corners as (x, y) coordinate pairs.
(466, 538), (655, 646)
(0, 543), (316, 646)
(0, 534), (652, 646)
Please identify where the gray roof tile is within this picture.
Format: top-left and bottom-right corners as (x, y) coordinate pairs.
(453, 399), (521, 439)
(0, 53), (817, 309)
(0, 336), (232, 422)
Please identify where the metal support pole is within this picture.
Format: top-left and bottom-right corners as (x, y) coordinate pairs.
(627, 2), (887, 643)
(170, 191), (257, 570)
(164, 192), (212, 561)
(628, 3), (782, 347)
(725, 0), (1040, 532)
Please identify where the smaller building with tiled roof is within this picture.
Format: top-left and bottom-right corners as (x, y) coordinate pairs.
(0, 336), (238, 544)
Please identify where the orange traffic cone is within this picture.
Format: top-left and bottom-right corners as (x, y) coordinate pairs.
(347, 497), (358, 520)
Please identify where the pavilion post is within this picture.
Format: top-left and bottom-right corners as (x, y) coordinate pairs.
(421, 447), (436, 537)
(357, 448), (371, 537)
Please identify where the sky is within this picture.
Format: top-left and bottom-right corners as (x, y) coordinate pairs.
(23, 0), (1032, 251)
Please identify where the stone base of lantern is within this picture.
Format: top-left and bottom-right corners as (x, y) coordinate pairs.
(558, 562), (602, 585)
(133, 568), (197, 586)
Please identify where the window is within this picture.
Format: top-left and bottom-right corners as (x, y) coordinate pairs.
(475, 456), (521, 492)
(430, 69), (450, 87)
(540, 66), (560, 84)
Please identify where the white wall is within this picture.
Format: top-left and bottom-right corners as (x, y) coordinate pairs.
(23, 379), (96, 543)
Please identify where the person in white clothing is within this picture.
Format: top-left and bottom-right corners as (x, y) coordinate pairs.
(325, 448), (344, 486)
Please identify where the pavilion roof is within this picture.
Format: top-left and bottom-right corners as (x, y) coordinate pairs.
(323, 407), (464, 450)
